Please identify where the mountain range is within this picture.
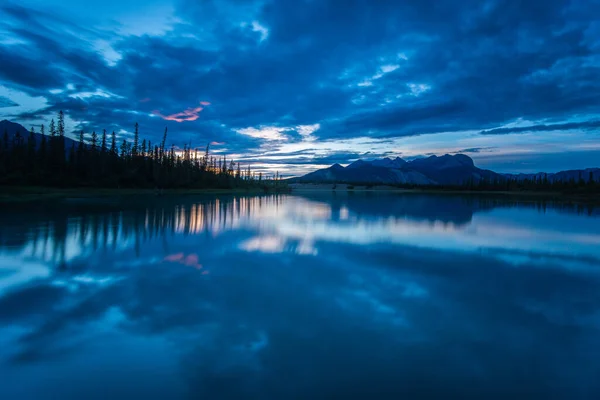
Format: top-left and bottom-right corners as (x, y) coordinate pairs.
(291, 154), (600, 186)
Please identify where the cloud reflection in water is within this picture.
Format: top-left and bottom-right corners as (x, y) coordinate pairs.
(0, 194), (599, 398)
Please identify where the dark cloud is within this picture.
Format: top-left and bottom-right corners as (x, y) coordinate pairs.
(0, 96), (19, 108)
(0, 0), (599, 167)
(453, 147), (496, 154)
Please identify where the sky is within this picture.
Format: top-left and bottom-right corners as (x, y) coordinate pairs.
(0, 0), (599, 176)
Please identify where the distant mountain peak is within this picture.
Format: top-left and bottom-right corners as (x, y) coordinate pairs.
(0, 119), (26, 129)
(358, 156), (407, 169)
(346, 159), (369, 169)
(410, 153), (474, 168)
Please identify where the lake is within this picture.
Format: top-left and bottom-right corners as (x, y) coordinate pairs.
(1, 193), (599, 399)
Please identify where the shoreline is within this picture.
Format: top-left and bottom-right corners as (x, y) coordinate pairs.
(288, 184), (600, 203)
(0, 186), (284, 203)
(1, 185), (598, 204)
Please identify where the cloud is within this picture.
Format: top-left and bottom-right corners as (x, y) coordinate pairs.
(152, 102), (210, 122)
(69, 89), (120, 100)
(0, 96), (19, 108)
(481, 120), (600, 135)
(295, 123), (320, 141)
(236, 126), (287, 141)
(251, 21), (269, 42)
(0, 0), (599, 173)
(453, 147), (496, 154)
(240, 151), (368, 166)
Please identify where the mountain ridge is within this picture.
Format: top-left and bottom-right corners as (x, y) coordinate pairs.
(1, 119), (81, 151)
(291, 154), (599, 186)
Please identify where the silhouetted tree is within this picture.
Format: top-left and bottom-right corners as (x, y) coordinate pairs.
(91, 131), (98, 152)
(39, 124), (47, 166)
(110, 131), (117, 156)
(1, 110), (285, 191)
(133, 122), (139, 157)
(101, 129), (107, 153)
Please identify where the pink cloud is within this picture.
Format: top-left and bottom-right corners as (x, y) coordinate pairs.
(164, 253), (184, 262)
(210, 141), (225, 146)
(153, 101), (210, 122)
(139, 97), (151, 103)
(183, 254), (200, 267)
(164, 252), (204, 270)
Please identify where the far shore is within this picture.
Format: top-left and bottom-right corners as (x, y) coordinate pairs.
(0, 186), (285, 203)
(288, 183), (600, 203)
(289, 182), (557, 195)
(1, 184), (598, 204)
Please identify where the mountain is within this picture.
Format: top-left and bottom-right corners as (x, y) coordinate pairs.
(1, 119), (80, 151)
(292, 154), (501, 186)
(298, 161), (433, 185)
(372, 156), (407, 168)
(406, 154), (500, 185)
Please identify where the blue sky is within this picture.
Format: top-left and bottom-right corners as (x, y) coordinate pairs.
(0, 0), (599, 176)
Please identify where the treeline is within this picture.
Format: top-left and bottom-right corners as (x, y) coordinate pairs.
(325, 173), (600, 194)
(0, 111), (285, 190)
(461, 173), (599, 193)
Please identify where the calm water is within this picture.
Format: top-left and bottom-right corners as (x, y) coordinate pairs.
(1, 193), (599, 399)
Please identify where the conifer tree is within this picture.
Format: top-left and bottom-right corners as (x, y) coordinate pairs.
(49, 119), (57, 164)
(160, 127), (168, 161)
(120, 139), (128, 158)
(27, 127), (36, 171)
(101, 129), (107, 153)
(133, 122), (139, 156)
(202, 144), (209, 170)
(39, 125), (47, 167)
(91, 131), (98, 152)
(57, 110), (65, 158)
(110, 131), (117, 156)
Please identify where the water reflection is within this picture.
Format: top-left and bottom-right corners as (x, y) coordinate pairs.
(0, 194), (599, 399)
(1, 194), (598, 272)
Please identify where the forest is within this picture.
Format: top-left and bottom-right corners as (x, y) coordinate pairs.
(336, 176), (600, 194)
(0, 111), (283, 190)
